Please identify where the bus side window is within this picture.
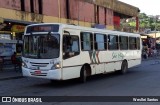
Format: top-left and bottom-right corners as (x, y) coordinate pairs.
(108, 35), (118, 50)
(129, 37), (137, 50)
(63, 35), (72, 52)
(63, 35), (80, 59)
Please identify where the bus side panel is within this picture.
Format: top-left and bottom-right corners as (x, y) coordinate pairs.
(62, 66), (82, 80)
(95, 51), (105, 74)
(62, 55), (81, 80)
(128, 59), (141, 68)
(80, 51), (96, 75)
(99, 51), (115, 73)
(104, 51), (123, 72)
(127, 50), (141, 68)
(95, 63), (105, 74)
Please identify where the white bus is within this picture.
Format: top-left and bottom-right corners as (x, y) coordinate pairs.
(22, 23), (142, 82)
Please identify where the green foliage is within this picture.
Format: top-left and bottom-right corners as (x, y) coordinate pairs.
(125, 13), (160, 31)
(129, 22), (136, 27)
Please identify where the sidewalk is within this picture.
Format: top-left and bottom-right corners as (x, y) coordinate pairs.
(141, 58), (160, 67)
(142, 55), (160, 61)
(0, 65), (23, 81)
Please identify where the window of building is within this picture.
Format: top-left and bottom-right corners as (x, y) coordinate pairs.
(80, 32), (93, 51)
(108, 35), (118, 50)
(94, 33), (107, 50)
(21, 0), (25, 11)
(119, 36), (128, 50)
(38, 0), (43, 14)
(30, 0), (34, 13)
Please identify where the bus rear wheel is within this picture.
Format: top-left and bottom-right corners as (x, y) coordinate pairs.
(120, 60), (128, 74)
(80, 65), (91, 83)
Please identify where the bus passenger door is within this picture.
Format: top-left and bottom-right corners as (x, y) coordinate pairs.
(62, 35), (81, 80)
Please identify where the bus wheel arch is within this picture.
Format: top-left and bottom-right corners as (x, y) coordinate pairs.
(121, 60), (128, 74)
(80, 63), (91, 83)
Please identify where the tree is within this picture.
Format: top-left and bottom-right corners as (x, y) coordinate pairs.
(121, 13), (160, 32)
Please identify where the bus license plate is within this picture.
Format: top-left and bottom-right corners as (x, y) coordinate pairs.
(34, 70), (41, 75)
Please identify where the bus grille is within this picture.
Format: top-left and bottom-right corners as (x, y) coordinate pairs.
(30, 62), (49, 67)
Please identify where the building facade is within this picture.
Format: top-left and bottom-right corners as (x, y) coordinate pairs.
(0, 0), (140, 40)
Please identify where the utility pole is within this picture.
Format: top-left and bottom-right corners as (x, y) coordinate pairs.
(155, 16), (157, 39)
(154, 15), (160, 49)
(136, 17), (139, 32)
(154, 16), (157, 49)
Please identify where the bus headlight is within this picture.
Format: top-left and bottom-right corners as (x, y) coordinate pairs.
(51, 63), (61, 69)
(54, 63), (61, 69)
(22, 61), (28, 68)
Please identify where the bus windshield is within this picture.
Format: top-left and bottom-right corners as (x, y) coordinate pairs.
(23, 34), (60, 59)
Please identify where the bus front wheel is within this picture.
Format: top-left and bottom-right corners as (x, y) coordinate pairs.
(80, 65), (91, 83)
(80, 66), (87, 83)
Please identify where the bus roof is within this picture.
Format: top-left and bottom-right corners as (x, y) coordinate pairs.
(25, 23), (140, 37)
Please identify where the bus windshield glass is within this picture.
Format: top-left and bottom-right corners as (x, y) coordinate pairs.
(26, 24), (59, 33)
(23, 34), (60, 59)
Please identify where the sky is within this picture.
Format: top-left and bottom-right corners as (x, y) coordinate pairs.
(118, 0), (160, 16)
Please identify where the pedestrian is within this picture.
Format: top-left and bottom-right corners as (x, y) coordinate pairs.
(11, 52), (21, 72)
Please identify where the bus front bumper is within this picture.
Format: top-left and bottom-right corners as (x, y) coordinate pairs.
(22, 67), (62, 80)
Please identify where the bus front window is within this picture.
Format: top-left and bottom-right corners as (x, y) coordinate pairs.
(23, 34), (60, 59)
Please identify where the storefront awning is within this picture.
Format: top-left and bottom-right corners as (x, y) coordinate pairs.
(4, 18), (37, 25)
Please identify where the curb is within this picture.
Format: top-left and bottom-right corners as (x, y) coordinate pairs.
(142, 58), (160, 61)
(0, 76), (24, 81)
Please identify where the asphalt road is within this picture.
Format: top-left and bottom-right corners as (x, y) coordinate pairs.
(1, 59), (160, 105)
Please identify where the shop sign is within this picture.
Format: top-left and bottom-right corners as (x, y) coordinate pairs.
(11, 25), (25, 32)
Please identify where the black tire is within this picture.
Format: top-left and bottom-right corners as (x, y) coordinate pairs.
(80, 66), (87, 83)
(50, 80), (60, 84)
(121, 61), (128, 74)
(50, 80), (56, 83)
